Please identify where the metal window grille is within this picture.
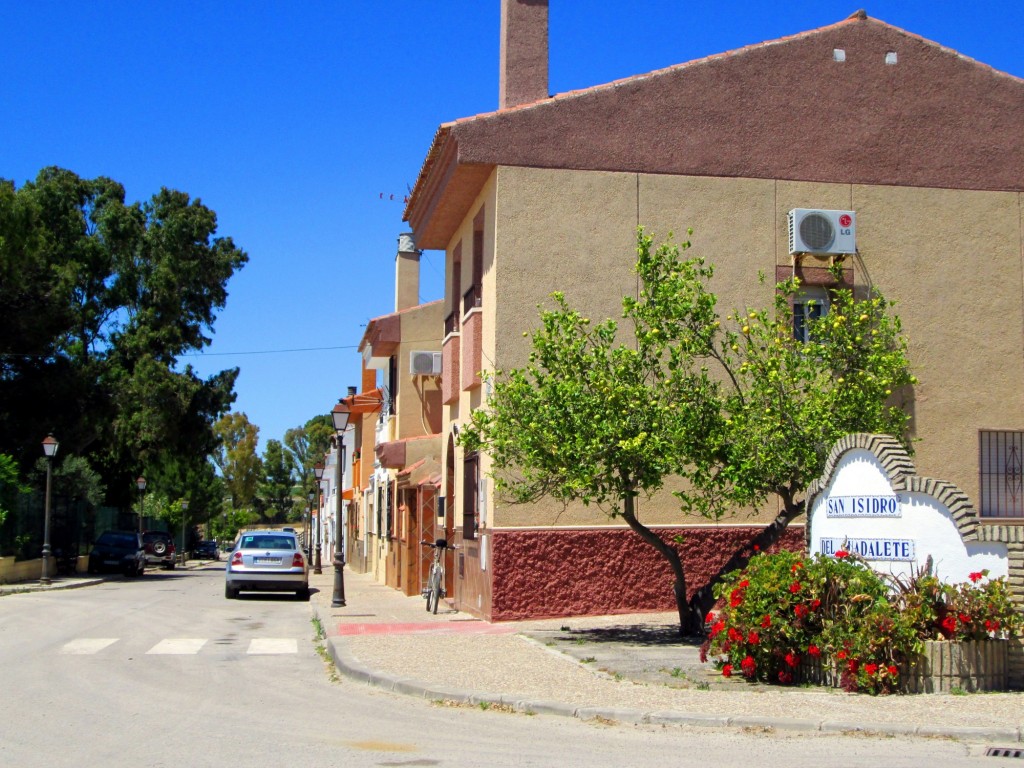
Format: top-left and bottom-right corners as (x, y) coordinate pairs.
(979, 430), (1024, 517)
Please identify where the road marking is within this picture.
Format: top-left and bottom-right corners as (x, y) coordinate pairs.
(147, 638), (207, 655)
(61, 638), (118, 654)
(247, 638), (298, 654)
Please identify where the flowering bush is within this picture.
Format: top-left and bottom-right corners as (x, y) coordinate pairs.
(703, 551), (1021, 694)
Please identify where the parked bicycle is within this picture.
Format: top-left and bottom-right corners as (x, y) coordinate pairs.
(421, 537), (454, 614)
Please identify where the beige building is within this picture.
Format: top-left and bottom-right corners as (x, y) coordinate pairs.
(342, 235), (444, 597)
(401, 3), (1024, 621)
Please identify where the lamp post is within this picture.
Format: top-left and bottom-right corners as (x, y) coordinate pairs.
(180, 500), (189, 564)
(136, 476), (147, 533)
(40, 434), (59, 585)
(313, 462), (324, 575)
(330, 401), (350, 608)
(306, 490), (313, 561)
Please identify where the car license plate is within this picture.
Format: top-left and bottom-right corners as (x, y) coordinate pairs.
(253, 557), (281, 564)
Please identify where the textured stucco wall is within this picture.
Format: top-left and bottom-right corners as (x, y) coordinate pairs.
(487, 525), (805, 621)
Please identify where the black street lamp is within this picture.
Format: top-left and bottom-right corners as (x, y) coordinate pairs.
(136, 476), (147, 533)
(40, 434), (59, 585)
(330, 400), (351, 608)
(313, 462), (324, 575)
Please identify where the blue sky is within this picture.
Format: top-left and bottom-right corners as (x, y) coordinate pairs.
(4, 1), (1022, 453)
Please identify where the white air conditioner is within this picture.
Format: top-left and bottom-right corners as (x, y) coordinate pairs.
(409, 350), (442, 376)
(788, 209), (856, 256)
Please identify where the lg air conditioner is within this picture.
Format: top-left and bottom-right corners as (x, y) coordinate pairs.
(409, 350), (442, 376)
(788, 209), (856, 256)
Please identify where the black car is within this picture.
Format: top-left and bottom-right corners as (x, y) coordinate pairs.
(88, 531), (145, 577)
(194, 540), (219, 560)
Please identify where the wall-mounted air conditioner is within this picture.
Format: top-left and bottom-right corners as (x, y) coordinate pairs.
(788, 209), (856, 256)
(409, 350), (442, 376)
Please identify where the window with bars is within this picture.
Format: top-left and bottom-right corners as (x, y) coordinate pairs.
(979, 430), (1024, 518)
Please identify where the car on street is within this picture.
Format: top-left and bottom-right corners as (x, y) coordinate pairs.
(225, 530), (309, 600)
(194, 540), (219, 560)
(142, 530), (177, 569)
(87, 531), (146, 577)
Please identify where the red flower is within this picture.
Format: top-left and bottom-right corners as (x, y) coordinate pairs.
(794, 604), (808, 618)
(835, 550), (849, 559)
(807, 644), (821, 658)
(760, 614), (771, 628)
(741, 655), (756, 678)
(738, 579), (749, 588)
(753, 545), (760, 552)
(784, 652), (799, 668)
(940, 615), (957, 635)
(791, 562), (803, 573)
(747, 631), (759, 645)
(887, 665), (899, 677)
(837, 650), (848, 660)
(810, 599), (821, 611)
(864, 663), (878, 676)
(705, 611), (716, 623)
(985, 619), (1001, 633)
(847, 659), (859, 673)
(969, 571), (983, 583)
(728, 627), (743, 642)
(789, 581), (802, 594)
(722, 664), (733, 678)
(778, 670), (793, 684)
(711, 620), (725, 637)
(958, 613), (971, 625)
(729, 589), (744, 608)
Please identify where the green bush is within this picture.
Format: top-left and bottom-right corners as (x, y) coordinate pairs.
(704, 550), (1021, 694)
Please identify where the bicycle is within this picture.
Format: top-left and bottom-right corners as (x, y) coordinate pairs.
(421, 537), (454, 614)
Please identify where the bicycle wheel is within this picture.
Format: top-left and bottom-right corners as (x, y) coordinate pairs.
(429, 567), (442, 615)
(425, 564), (438, 612)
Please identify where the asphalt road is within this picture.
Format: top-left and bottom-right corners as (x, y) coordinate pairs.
(0, 564), (1007, 767)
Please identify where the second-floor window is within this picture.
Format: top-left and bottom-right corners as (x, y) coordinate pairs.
(793, 288), (830, 343)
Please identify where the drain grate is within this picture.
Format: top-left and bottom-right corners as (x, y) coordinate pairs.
(987, 748), (1024, 759)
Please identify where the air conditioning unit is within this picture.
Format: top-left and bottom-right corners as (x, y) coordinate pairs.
(788, 209), (856, 256)
(409, 350), (442, 376)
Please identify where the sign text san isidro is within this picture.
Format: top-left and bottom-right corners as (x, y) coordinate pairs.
(825, 494), (901, 517)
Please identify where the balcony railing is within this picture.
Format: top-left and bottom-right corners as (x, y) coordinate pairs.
(444, 310), (459, 336)
(462, 283), (481, 316)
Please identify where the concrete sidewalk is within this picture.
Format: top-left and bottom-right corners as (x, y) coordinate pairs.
(311, 567), (1024, 744)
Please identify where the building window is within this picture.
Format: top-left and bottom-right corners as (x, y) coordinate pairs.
(462, 451), (479, 540)
(793, 287), (830, 343)
(980, 430), (1024, 518)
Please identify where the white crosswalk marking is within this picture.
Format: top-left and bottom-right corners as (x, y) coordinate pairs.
(61, 638), (118, 655)
(147, 638), (207, 655)
(247, 638), (298, 655)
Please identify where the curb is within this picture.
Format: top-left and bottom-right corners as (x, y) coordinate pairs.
(312, 602), (1024, 744)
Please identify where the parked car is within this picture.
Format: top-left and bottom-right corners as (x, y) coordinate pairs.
(194, 540), (219, 560)
(87, 531), (145, 577)
(142, 530), (176, 570)
(225, 530), (308, 600)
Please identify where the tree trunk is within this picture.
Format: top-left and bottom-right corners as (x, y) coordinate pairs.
(620, 495), (702, 636)
(687, 494), (804, 630)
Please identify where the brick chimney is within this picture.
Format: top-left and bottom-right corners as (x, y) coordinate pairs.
(499, 0), (549, 109)
(395, 232), (419, 311)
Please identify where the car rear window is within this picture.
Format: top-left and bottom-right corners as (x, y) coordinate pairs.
(240, 535), (295, 550)
(97, 532), (136, 547)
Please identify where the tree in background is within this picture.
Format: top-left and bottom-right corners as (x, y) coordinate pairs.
(284, 414), (333, 496)
(212, 412), (261, 510)
(461, 230), (914, 634)
(260, 439), (295, 523)
(0, 167), (246, 506)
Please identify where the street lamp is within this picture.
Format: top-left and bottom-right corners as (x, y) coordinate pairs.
(40, 434), (59, 585)
(136, 476), (147, 533)
(313, 462), (324, 575)
(180, 500), (189, 564)
(330, 400), (351, 608)
(306, 490), (313, 561)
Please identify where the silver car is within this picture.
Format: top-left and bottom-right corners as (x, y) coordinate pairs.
(225, 530), (309, 600)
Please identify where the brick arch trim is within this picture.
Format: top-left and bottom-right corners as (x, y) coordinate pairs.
(806, 433), (979, 546)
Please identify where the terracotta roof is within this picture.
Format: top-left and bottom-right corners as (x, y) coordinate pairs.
(405, 12), (1024, 249)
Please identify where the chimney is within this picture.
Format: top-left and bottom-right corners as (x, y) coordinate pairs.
(395, 232), (420, 311)
(499, 0), (549, 109)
